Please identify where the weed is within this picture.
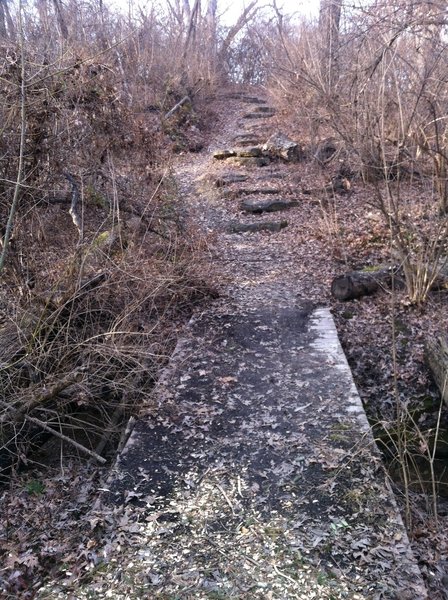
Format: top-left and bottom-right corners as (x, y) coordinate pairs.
(26, 480), (45, 495)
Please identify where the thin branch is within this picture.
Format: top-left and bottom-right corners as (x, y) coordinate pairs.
(64, 172), (82, 239)
(0, 0), (26, 275)
(25, 414), (107, 464)
(164, 95), (191, 119)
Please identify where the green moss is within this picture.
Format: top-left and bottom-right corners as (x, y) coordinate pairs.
(86, 185), (108, 208)
(361, 265), (382, 273)
(341, 310), (355, 319)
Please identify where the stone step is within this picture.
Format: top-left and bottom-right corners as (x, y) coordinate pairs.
(240, 96), (267, 104)
(213, 149), (237, 160)
(214, 173), (249, 188)
(241, 198), (299, 213)
(233, 138), (262, 147)
(218, 93), (267, 104)
(254, 105), (276, 113)
(222, 187), (282, 198)
(227, 220), (288, 234)
(229, 156), (270, 167)
(243, 111), (275, 119)
(257, 172), (284, 180)
(235, 147), (262, 158)
(213, 147), (263, 160)
(233, 132), (262, 142)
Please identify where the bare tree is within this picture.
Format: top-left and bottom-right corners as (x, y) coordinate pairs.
(206, 0), (217, 52)
(52, 0), (68, 38)
(319, 0), (342, 93)
(218, 0), (259, 71)
(0, 0), (15, 39)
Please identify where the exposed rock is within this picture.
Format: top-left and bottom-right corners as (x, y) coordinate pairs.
(240, 198), (299, 214)
(241, 96), (267, 104)
(220, 94), (266, 104)
(263, 133), (304, 162)
(243, 111), (275, 119)
(188, 142), (204, 153)
(254, 105), (276, 113)
(213, 147), (264, 160)
(314, 138), (338, 164)
(228, 220), (288, 234)
(328, 174), (351, 194)
(257, 172), (284, 180)
(214, 174), (249, 187)
(213, 149), (237, 160)
(236, 138), (262, 147)
(221, 187), (281, 198)
(233, 133), (262, 146)
(237, 147), (262, 158)
(229, 157), (270, 167)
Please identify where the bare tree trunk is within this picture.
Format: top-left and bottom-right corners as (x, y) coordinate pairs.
(206, 0), (217, 60)
(3, 0), (14, 37)
(0, 0), (14, 38)
(181, 0), (201, 86)
(52, 0), (68, 39)
(183, 0), (191, 21)
(0, 2), (7, 38)
(218, 0), (259, 73)
(319, 0), (342, 93)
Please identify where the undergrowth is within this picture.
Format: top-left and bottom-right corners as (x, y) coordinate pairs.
(0, 1), (217, 478)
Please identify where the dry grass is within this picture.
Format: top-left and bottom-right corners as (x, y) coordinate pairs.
(0, 0), (220, 477)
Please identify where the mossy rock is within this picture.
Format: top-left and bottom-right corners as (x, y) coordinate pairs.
(213, 149), (237, 160)
(237, 147), (262, 158)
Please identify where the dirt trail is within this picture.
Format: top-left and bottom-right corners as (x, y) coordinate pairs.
(43, 88), (428, 599)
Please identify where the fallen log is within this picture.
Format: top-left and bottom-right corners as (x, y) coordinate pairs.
(332, 261), (448, 302)
(331, 267), (396, 301)
(163, 95), (191, 120)
(425, 336), (448, 407)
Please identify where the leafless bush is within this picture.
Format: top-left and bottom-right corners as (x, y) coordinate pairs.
(0, 0), (220, 475)
(261, 0), (448, 304)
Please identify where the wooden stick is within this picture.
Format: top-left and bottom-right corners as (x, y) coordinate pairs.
(117, 415), (136, 454)
(25, 414), (107, 464)
(64, 172), (82, 238)
(215, 482), (235, 514)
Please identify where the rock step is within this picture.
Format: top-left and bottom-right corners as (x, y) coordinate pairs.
(243, 111), (275, 119)
(233, 132), (262, 141)
(219, 93), (267, 104)
(214, 139), (302, 163)
(257, 172), (284, 180)
(213, 147), (262, 160)
(241, 198), (299, 213)
(236, 139), (262, 147)
(227, 220), (288, 234)
(213, 149), (237, 160)
(263, 133), (304, 162)
(214, 174), (249, 188)
(237, 147), (262, 158)
(240, 96), (267, 104)
(254, 105), (276, 113)
(229, 157), (270, 167)
(222, 188), (282, 198)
